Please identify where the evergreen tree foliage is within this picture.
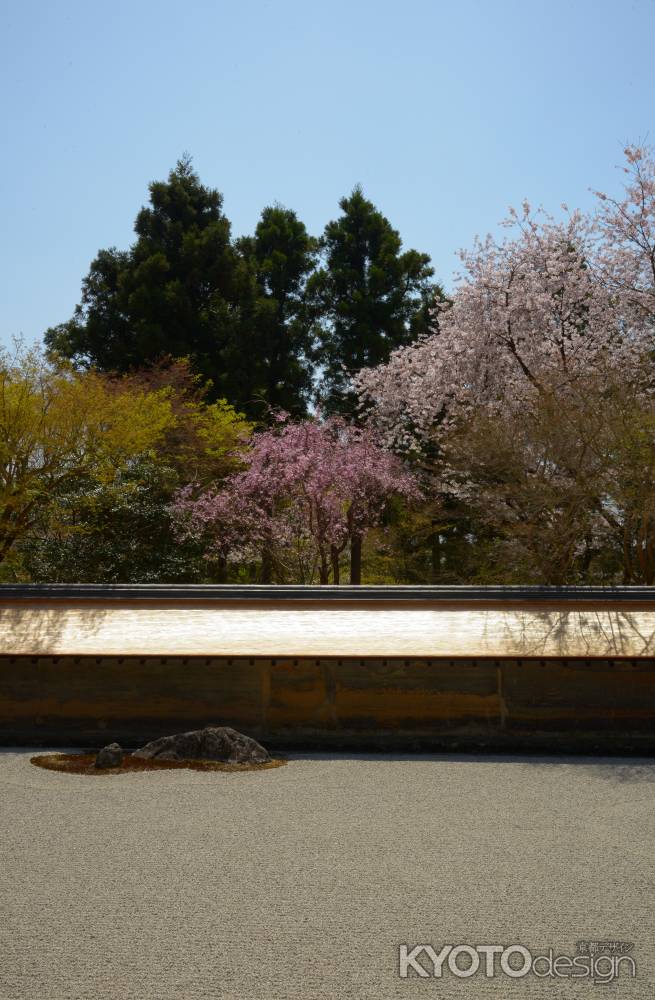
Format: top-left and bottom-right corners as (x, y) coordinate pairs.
(309, 186), (440, 416)
(234, 205), (316, 419)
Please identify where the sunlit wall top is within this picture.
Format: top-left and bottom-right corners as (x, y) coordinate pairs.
(0, 585), (654, 658)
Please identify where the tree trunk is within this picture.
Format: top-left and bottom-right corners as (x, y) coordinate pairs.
(431, 528), (441, 582)
(331, 545), (340, 584)
(216, 554), (228, 583)
(350, 534), (362, 585)
(261, 545), (273, 584)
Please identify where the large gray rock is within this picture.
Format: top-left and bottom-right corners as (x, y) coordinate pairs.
(132, 726), (271, 765)
(95, 743), (124, 769)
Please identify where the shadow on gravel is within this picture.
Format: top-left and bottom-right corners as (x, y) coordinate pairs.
(286, 751), (655, 784)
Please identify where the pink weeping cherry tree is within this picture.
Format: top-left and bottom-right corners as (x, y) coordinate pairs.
(172, 412), (420, 584)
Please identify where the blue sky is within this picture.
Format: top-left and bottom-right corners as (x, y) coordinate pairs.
(1, 0), (654, 349)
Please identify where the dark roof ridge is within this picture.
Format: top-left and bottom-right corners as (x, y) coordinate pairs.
(0, 584), (653, 602)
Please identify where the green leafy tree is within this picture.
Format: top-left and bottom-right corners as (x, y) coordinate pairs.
(0, 343), (176, 568)
(16, 460), (209, 584)
(309, 186), (440, 416)
(8, 354), (253, 583)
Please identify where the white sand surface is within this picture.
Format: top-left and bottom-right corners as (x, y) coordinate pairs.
(1, 750), (654, 999)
